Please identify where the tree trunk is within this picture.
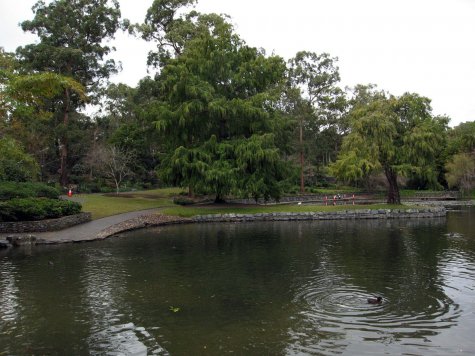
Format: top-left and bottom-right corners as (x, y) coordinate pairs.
(299, 122), (304, 193)
(90, 127), (99, 179)
(59, 87), (70, 187)
(214, 186), (225, 203)
(384, 167), (401, 204)
(214, 194), (225, 204)
(188, 185), (194, 198)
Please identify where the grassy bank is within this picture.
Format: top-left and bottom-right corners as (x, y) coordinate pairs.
(161, 203), (408, 218)
(75, 187), (439, 220)
(75, 188), (183, 219)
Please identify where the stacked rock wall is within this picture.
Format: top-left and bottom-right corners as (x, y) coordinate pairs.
(191, 207), (446, 223)
(0, 212), (92, 233)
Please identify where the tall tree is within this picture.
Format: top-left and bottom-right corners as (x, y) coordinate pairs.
(141, 6), (290, 201)
(16, 0), (122, 186)
(99, 81), (162, 185)
(1, 48), (88, 182)
(288, 51), (346, 192)
(330, 91), (447, 204)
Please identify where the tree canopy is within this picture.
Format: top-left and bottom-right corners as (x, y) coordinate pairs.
(287, 51), (346, 192)
(330, 91), (448, 203)
(142, 8), (291, 201)
(16, 0), (122, 186)
(2, 0), (472, 198)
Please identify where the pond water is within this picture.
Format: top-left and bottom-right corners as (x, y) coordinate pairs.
(1, 207), (475, 355)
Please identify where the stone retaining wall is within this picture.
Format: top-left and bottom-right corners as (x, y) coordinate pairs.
(228, 192), (461, 205)
(0, 212), (92, 233)
(1, 208), (447, 246)
(191, 207), (447, 223)
(95, 208), (446, 242)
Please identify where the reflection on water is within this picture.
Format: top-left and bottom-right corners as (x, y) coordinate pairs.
(0, 207), (475, 355)
(0, 259), (20, 356)
(82, 249), (166, 355)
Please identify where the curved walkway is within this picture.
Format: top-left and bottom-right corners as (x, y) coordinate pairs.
(2, 201), (464, 246)
(1, 209), (171, 244)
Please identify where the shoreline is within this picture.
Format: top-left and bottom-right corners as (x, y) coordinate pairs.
(26, 206), (447, 246)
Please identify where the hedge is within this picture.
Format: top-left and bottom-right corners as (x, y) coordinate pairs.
(0, 198), (82, 222)
(0, 182), (60, 201)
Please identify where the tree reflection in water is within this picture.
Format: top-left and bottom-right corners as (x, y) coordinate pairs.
(1, 208), (474, 355)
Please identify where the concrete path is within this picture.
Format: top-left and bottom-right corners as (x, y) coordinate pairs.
(1, 209), (162, 244)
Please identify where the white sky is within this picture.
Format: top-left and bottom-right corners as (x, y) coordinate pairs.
(1, 0), (474, 126)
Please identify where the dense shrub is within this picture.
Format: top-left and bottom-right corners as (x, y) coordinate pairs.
(0, 182), (60, 201)
(0, 198), (82, 222)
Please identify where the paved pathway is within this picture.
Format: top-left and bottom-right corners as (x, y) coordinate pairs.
(1, 209), (162, 243)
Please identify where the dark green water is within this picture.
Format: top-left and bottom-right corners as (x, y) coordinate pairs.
(1, 207), (475, 355)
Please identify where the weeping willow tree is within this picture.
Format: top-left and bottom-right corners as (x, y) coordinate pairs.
(330, 91), (447, 204)
(141, 4), (291, 202)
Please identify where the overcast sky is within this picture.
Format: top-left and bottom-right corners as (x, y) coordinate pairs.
(1, 0), (474, 126)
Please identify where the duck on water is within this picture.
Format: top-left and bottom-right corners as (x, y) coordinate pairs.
(367, 296), (383, 304)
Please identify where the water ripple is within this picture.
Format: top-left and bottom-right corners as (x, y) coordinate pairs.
(289, 266), (461, 355)
(81, 249), (167, 355)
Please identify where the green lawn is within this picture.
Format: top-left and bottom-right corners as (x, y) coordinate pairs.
(76, 187), (435, 220)
(75, 188), (184, 219)
(161, 203), (409, 218)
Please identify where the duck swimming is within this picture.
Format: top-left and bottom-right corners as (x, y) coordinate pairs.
(367, 296), (382, 304)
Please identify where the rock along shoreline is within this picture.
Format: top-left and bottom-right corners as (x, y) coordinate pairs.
(0, 206), (448, 248)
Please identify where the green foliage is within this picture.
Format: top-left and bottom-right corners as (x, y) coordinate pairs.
(0, 182), (60, 201)
(90, 82), (161, 187)
(287, 51), (347, 190)
(0, 137), (40, 182)
(143, 7), (291, 201)
(234, 134), (289, 201)
(1, 49), (89, 186)
(138, 0), (198, 66)
(331, 90), (448, 203)
(1, 39), (86, 122)
(162, 134), (291, 202)
(18, 0), (121, 96)
(0, 198), (81, 222)
(288, 51), (344, 115)
(3, 70), (87, 120)
(445, 153), (475, 193)
(15, 0), (122, 185)
(447, 121), (475, 155)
